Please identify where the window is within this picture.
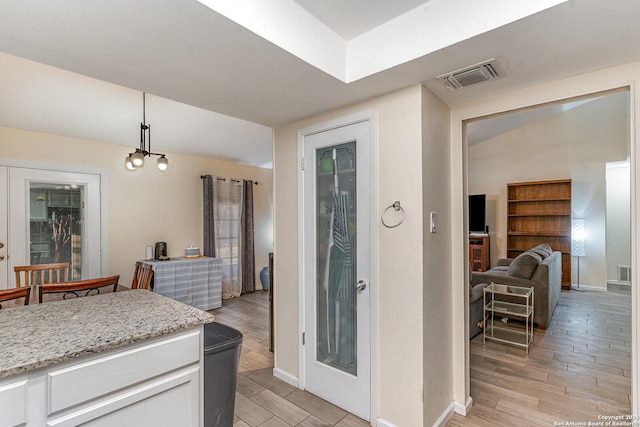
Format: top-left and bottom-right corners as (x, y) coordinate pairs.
(213, 179), (242, 298)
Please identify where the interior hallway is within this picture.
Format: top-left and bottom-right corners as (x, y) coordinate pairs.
(211, 291), (369, 427)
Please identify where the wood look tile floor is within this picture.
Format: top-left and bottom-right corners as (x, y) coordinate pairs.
(448, 286), (632, 427)
(211, 291), (369, 427)
(214, 287), (631, 427)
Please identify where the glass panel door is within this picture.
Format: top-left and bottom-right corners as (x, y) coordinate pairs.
(29, 183), (84, 280)
(316, 142), (357, 375)
(303, 118), (371, 420)
(8, 167), (102, 288)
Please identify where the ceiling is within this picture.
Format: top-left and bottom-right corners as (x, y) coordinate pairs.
(294, 0), (427, 40)
(1, 0), (640, 168)
(466, 97), (599, 147)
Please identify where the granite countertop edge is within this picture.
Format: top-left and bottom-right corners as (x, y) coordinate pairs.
(0, 290), (214, 379)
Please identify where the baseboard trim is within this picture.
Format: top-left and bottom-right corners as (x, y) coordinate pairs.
(377, 400), (458, 427)
(454, 396), (473, 415)
(608, 280), (631, 286)
(272, 367), (299, 387)
(434, 401), (456, 427)
(571, 284), (607, 292)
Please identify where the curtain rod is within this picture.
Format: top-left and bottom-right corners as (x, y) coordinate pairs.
(200, 175), (258, 185)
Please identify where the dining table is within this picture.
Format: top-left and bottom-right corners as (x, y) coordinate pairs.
(143, 256), (222, 311)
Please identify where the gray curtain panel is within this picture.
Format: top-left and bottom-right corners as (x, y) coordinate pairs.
(202, 175), (216, 257)
(241, 180), (255, 293)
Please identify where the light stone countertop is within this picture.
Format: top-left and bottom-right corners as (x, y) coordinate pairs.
(0, 289), (214, 378)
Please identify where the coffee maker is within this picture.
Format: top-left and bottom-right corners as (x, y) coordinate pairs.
(154, 242), (167, 260)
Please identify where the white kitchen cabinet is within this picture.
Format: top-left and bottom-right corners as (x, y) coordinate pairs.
(0, 328), (203, 427)
(48, 367), (199, 427)
(0, 380), (28, 427)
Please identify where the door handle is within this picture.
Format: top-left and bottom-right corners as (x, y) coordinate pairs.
(355, 280), (367, 291)
(0, 255), (4, 261)
(0, 242), (3, 248)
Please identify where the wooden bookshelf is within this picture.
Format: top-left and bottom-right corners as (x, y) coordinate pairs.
(507, 179), (572, 289)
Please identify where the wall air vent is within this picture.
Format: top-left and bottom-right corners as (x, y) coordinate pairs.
(437, 58), (506, 91)
(618, 265), (631, 283)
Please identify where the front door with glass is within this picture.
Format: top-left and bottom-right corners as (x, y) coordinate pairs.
(3, 167), (102, 288)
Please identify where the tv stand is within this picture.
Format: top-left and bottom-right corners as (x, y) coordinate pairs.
(469, 234), (490, 272)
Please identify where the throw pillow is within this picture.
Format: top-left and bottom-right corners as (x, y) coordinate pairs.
(507, 251), (542, 279)
(530, 243), (553, 259)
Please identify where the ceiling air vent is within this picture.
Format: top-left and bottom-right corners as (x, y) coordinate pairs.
(437, 58), (506, 91)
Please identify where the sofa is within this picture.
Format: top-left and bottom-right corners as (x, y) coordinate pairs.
(470, 243), (562, 331)
(469, 281), (490, 338)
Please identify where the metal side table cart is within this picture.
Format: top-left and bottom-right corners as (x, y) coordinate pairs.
(483, 282), (534, 354)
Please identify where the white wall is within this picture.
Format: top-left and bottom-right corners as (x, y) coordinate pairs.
(467, 93), (629, 290)
(0, 127), (274, 288)
(273, 84), (453, 426)
(421, 86), (454, 423)
(606, 161), (631, 283)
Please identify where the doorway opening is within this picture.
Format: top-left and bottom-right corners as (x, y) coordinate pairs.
(459, 88), (633, 421)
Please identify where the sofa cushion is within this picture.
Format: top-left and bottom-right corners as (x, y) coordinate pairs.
(489, 266), (509, 274)
(507, 251), (542, 279)
(530, 243), (553, 259)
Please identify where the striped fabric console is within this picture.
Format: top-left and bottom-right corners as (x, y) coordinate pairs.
(143, 257), (222, 310)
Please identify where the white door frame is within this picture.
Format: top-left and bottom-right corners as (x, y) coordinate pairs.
(297, 110), (377, 420)
(0, 158), (109, 282)
(0, 167), (8, 288)
(450, 67), (638, 415)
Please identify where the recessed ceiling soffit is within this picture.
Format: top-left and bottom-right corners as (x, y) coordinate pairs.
(197, 0), (567, 83)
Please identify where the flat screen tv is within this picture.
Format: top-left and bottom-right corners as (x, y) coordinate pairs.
(469, 194), (486, 234)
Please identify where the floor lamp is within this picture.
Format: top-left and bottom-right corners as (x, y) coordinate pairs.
(572, 219), (586, 291)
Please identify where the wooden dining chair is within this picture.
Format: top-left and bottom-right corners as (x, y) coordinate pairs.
(0, 287), (31, 309)
(39, 275), (120, 303)
(14, 263), (70, 288)
(131, 262), (154, 290)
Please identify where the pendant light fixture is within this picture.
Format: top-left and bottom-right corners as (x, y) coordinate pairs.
(125, 92), (169, 172)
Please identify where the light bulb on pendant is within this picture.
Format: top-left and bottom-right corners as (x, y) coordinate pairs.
(125, 155), (136, 171)
(157, 155), (169, 172)
(131, 151), (145, 167)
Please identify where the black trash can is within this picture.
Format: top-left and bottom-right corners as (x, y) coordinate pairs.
(203, 322), (243, 427)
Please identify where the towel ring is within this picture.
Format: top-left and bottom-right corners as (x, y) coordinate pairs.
(381, 201), (405, 228)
